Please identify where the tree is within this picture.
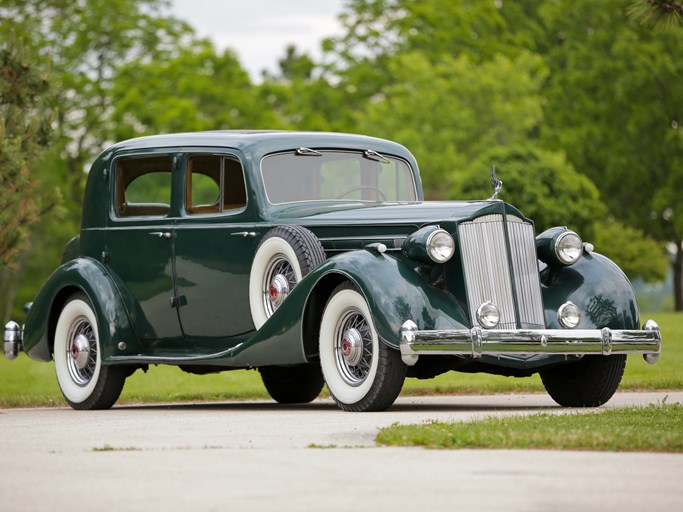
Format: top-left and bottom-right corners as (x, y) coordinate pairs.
(0, 0), (192, 319)
(354, 51), (548, 199)
(451, 145), (669, 283)
(0, 35), (55, 322)
(627, 0), (683, 29)
(452, 145), (605, 238)
(110, 39), (272, 139)
(535, 0), (683, 309)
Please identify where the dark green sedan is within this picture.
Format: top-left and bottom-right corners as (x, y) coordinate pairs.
(3, 131), (662, 411)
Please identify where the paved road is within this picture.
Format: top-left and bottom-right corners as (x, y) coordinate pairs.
(1, 391), (681, 511)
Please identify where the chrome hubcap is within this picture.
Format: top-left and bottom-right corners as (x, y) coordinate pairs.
(262, 255), (297, 317)
(268, 274), (290, 309)
(334, 308), (373, 386)
(70, 333), (91, 370)
(66, 316), (97, 387)
(341, 328), (363, 366)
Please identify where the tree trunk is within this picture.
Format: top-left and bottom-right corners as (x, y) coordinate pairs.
(674, 240), (683, 312)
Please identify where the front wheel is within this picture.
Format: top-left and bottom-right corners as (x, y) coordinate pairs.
(319, 282), (406, 412)
(53, 293), (126, 410)
(540, 354), (627, 407)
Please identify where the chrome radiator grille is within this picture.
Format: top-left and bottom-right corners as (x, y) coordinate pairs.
(458, 214), (545, 330)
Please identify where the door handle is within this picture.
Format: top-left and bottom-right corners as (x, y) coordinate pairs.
(149, 231), (172, 239)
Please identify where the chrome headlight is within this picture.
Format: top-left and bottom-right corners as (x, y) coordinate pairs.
(426, 229), (455, 263)
(402, 225), (455, 264)
(555, 231), (583, 265)
(536, 227), (584, 267)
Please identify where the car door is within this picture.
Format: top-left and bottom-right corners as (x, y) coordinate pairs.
(173, 152), (259, 339)
(105, 152), (184, 344)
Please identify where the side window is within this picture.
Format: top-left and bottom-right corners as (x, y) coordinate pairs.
(186, 155), (246, 215)
(115, 155), (172, 217)
(187, 155), (221, 214)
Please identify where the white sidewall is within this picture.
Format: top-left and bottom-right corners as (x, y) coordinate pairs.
(319, 289), (379, 405)
(53, 299), (102, 404)
(249, 237), (304, 329)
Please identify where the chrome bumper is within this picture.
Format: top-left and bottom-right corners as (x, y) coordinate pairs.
(399, 319), (662, 366)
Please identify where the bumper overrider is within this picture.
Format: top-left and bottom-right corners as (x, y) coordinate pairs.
(399, 319), (662, 366)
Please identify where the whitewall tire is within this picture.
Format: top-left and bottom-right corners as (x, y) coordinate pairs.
(319, 282), (406, 412)
(53, 293), (126, 410)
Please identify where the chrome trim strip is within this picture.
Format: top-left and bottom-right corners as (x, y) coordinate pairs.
(318, 235), (408, 242)
(399, 320), (662, 366)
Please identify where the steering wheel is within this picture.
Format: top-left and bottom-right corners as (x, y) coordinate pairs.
(336, 186), (387, 201)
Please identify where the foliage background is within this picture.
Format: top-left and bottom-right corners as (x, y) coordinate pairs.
(0, 0), (681, 321)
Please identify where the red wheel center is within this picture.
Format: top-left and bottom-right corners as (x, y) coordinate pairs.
(71, 344), (80, 359)
(342, 338), (351, 357)
(269, 283), (279, 302)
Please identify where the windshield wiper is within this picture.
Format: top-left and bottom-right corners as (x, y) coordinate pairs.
(364, 149), (390, 164)
(296, 147), (322, 156)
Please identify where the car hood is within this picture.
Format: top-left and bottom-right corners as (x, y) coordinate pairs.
(271, 200), (527, 226)
(270, 200), (530, 252)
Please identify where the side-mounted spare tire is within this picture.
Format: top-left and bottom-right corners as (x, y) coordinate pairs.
(249, 225), (326, 329)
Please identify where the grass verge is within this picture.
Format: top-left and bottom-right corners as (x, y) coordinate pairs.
(376, 401), (683, 452)
(0, 312), (680, 408)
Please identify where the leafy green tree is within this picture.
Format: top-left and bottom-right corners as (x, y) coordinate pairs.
(110, 39), (271, 139)
(0, 35), (55, 322)
(627, 0), (683, 29)
(0, 0), (191, 318)
(452, 145), (668, 282)
(452, 145), (604, 239)
(354, 51), (548, 199)
(535, 0), (683, 309)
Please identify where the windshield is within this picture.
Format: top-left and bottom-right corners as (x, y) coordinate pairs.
(261, 150), (418, 205)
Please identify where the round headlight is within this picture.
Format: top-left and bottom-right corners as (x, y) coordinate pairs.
(555, 231), (583, 265)
(477, 301), (500, 329)
(426, 229), (455, 263)
(558, 301), (581, 329)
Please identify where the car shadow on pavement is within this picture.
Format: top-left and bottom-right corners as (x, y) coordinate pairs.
(116, 400), (560, 413)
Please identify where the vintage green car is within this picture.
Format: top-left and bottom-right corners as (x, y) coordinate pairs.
(4, 131), (662, 411)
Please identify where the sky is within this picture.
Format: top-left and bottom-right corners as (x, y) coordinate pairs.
(169, 0), (346, 80)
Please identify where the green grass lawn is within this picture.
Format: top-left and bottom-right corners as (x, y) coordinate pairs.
(376, 401), (683, 452)
(0, 312), (680, 408)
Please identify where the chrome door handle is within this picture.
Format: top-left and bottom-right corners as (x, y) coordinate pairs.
(231, 231), (256, 238)
(150, 231), (171, 239)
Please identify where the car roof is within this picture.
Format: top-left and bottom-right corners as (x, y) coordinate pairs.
(108, 130), (412, 157)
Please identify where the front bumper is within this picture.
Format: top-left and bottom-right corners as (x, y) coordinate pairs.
(399, 319), (662, 366)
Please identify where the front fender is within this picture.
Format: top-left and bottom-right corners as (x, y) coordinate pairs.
(310, 249), (468, 348)
(541, 252), (640, 330)
(23, 257), (139, 362)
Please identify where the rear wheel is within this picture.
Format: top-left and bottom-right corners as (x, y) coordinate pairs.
(319, 282), (406, 412)
(259, 365), (324, 404)
(53, 293), (126, 410)
(540, 354), (626, 407)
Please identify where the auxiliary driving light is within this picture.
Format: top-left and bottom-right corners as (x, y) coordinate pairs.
(558, 301), (581, 329)
(477, 302), (500, 329)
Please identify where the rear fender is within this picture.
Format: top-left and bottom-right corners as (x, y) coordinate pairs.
(23, 257), (139, 362)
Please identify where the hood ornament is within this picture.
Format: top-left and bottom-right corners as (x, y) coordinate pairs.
(489, 164), (503, 200)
